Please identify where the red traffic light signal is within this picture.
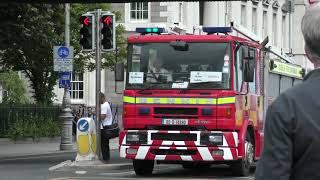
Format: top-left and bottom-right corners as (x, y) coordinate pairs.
(80, 16), (91, 26)
(101, 15), (113, 26)
(100, 14), (115, 51)
(80, 14), (94, 51)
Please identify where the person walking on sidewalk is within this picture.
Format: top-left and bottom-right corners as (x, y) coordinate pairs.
(255, 4), (320, 180)
(99, 92), (113, 161)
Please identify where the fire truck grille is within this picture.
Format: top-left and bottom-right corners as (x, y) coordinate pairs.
(151, 133), (197, 141)
(154, 108), (198, 115)
(151, 149), (197, 155)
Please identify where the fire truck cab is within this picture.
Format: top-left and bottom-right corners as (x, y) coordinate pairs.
(118, 25), (304, 176)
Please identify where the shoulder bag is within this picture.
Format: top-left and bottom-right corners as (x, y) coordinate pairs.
(101, 102), (120, 139)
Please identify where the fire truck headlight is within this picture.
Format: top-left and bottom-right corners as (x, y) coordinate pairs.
(127, 134), (139, 142)
(201, 133), (223, 145)
(208, 135), (223, 144)
(126, 132), (147, 145)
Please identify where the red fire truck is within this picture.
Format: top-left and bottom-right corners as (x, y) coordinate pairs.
(118, 22), (305, 176)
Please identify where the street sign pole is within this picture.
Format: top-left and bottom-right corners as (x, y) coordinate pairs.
(60, 3), (73, 151)
(95, 9), (102, 160)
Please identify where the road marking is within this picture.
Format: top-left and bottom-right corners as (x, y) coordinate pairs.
(99, 170), (135, 176)
(75, 170), (87, 174)
(49, 160), (72, 171)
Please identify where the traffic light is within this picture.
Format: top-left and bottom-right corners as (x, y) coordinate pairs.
(100, 13), (115, 51)
(80, 14), (94, 51)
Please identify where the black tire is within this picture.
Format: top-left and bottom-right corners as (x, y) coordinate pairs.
(231, 132), (254, 176)
(133, 160), (154, 176)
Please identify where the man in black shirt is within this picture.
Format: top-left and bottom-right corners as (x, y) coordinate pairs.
(255, 4), (320, 180)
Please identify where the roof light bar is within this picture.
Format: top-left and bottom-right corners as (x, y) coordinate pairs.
(136, 27), (165, 34)
(203, 27), (232, 34)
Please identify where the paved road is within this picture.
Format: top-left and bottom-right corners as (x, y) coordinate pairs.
(0, 152), (76, 180)
(49, 159), (255, 180)
(0, 150), (255, 180)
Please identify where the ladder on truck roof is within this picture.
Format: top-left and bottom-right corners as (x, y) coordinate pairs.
(230, 21), (294, 64)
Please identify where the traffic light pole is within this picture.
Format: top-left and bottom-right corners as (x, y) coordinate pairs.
(95, 9), (102, 160)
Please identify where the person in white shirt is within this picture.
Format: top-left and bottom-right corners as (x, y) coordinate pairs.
(99, 92), (113, 161)
(146, 53), (172, 83)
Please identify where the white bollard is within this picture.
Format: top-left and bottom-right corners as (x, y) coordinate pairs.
(76, 117), (97, 161)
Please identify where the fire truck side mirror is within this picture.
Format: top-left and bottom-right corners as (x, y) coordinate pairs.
(243, 60), (254, 82)
(115, 62), (124, 81)
(243, 48), (255, 82)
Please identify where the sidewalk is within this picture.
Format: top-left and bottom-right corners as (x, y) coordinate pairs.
(0, 137), (119, 160)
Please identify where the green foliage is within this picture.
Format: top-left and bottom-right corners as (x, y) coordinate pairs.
(0, 3), (127, 104)
(8, 115), (61, 141)
(0, 4), (64, 105)
(0, 71), (29, 104)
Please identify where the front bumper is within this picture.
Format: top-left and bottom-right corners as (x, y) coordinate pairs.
(119, 130), (239, 161)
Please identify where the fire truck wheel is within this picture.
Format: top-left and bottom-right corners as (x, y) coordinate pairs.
(133, 160), (154, 176)
(231, 132), (254, 176)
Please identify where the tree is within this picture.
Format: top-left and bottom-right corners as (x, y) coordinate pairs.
(0, 4), (64, 105)
(0, 71), (29, 104)
(0, 3), (127, 104)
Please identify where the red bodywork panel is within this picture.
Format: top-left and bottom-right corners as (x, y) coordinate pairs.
(123, 90), (237, 131)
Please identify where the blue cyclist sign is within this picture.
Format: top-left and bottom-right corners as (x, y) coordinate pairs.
(53, 46), (74, 72)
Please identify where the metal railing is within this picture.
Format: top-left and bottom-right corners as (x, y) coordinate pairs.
(0, 103), (123, 137)
(0, 104), (60, 136)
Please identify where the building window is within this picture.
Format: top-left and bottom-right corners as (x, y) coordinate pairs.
(179, 2), (183, 23)
(282, 15), (287, 48)
(70, 73), (84, 100)
(272, 13), (278, 46)
(241, 5), (247, 27)
(130, 2), (149, 21)
(252, 7), (257, 33)
(262, 11), (268, 38)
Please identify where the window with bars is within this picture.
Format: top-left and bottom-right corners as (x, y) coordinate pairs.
(130, 2), (149, 21)
(282, 15), (287, 48)
(272, 13), (278, 46)
(179, 2), (183, 23)
(252, 7), (257, 33)
(241, 5), (247, 27)
(70, 73), (84, 100)
(263, 11), (268, 38)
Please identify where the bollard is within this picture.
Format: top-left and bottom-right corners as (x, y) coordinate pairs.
(76, 117), (97, 161)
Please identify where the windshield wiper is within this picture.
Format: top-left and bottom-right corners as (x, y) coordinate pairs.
(179, 82), (211, 94)
(137, 82), (167, 94)
(137, 81), (187, 94)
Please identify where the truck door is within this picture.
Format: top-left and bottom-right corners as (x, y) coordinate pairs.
(235, 46), (263, 157)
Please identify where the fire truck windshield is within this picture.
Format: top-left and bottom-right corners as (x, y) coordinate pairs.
(127, 42), (231, 90)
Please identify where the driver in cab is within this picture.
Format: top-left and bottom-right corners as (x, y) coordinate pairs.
(146, 53), (172, 83)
